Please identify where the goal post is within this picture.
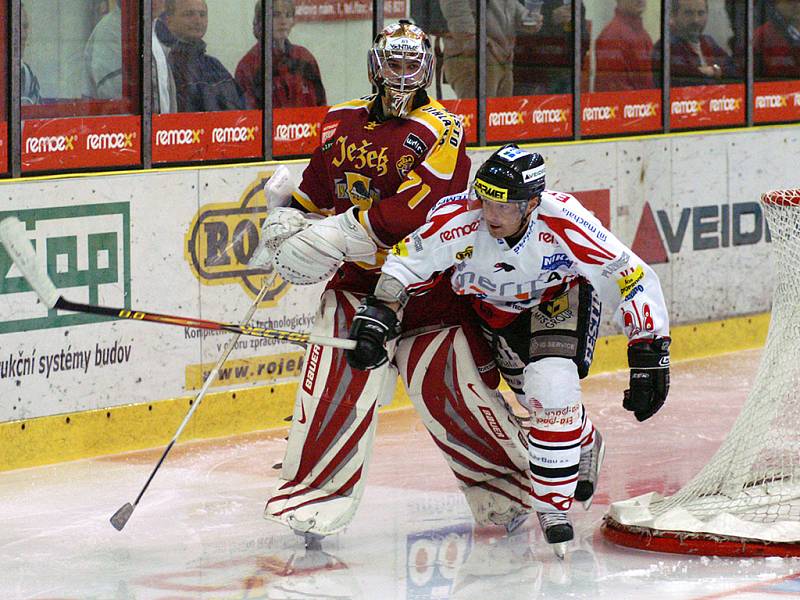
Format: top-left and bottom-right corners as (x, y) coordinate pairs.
(602, 189), (800, 557)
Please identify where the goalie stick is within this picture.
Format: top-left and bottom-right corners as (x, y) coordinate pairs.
(0, 217), (355, 351)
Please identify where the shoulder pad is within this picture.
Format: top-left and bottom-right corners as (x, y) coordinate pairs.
(327, 96), (373, 114)
(427, 192), (471, 220)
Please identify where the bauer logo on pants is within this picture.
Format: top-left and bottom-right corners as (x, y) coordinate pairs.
(0, 204), (131, 334)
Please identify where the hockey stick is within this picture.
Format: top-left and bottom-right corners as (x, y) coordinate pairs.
(109, 275), (272, 531)
(0, 217), (355, 351)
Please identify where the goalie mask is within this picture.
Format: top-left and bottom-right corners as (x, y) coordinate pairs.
(471, 144), (546, 218)
(368, 20), (434, 118)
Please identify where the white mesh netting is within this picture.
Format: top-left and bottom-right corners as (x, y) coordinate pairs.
(605, 189), (800, 550)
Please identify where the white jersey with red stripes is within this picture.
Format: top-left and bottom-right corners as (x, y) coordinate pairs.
(384, 190), (670, 341)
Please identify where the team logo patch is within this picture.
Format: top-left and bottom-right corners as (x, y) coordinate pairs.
(455, 245), (473, 260)
(396, 154), (415, 179)
(403, 132), (428, 156)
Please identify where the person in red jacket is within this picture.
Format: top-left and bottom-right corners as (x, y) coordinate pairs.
(754, 0), (800, 80)
(652, 0), (737, 87)
(594, 0), (655, 91)
(235, 0), (327, 109)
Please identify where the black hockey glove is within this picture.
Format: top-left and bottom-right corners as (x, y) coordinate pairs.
(624, 337), (671, 422)
(346, 296), (400, 371)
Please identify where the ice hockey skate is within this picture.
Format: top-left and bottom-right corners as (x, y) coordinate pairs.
(537, 511), (573, 559)
(575, 429), (606, 510)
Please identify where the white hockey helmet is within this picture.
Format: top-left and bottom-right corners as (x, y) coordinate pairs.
(368, 20), (434, 118)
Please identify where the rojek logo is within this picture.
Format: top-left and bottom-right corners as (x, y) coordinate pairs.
(185, 171), (291, 307)
(0, 203), (131, 334)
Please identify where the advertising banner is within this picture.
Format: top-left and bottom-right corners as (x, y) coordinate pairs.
(0, 121), (6, 174)
(486, 94), (572, 142)
(152, 110), (262, 163)
(295, 0), (405, 21)
(272, 106), (329, 157)
(21, 115), (141, 172)
(670, 84), (745, 130)
(753, 80), (800, 124)
(581, 89), (661, 137)
(4, 127), (800, 422)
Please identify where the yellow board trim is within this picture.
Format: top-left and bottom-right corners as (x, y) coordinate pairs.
(0, 313), (770, 472)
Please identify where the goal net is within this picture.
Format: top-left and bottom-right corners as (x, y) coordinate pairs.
(603, 189), (800, 556)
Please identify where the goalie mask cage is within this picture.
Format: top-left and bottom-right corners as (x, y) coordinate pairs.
(602, 189), (800, 557)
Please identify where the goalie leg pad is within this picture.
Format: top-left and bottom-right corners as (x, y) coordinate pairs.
(264, 289), (396, 536)
(524, 357), (582, 512)
(396, 326), (533, 528)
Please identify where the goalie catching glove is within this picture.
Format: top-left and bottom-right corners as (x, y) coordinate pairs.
(249, 207), (314, 268)
(624, 337), (671, 422)
(274, 207), (378, 285)
(346, 296), (400, 370)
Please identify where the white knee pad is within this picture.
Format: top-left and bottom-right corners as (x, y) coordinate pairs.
(523, 357), (580, 411)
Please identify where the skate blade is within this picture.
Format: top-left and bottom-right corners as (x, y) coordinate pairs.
(551, 541), (568, 559)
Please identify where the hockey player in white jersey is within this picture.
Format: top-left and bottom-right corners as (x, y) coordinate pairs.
(346, 144), (671, 557)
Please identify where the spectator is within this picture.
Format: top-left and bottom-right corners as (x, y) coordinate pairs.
(162, 0), (244, 112)
(513, 1), (590, 96)
(83, 0), (122, 99)
(21, 3), (41, 105)
(594, 0), (654, 91)
(439, 0), (542, 98)
(653, 0), (736, 87)
(754, 0), (800, 79)
(235, 0), (327, 109)
(152, 0), (177, 113)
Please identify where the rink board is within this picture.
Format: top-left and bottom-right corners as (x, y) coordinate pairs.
(1, 123), (797, 468)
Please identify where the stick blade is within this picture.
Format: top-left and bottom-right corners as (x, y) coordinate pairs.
(0, 217), (60, 309)
(110, 502), (135, 531)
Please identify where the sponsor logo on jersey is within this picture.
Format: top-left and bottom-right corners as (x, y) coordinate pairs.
(321, 121), (339, 144)
(474, 178), (508, 201)
(331, 136), (389, 176)
(155, 128), (202, 146)
(25, 134), (78, 153)
(539, 232), (555, 243)
(478, 406), (510, 440)
(455, 245), (473, 260)
(539, 293), (570, 318)
(392, 240), (408, 257)
(211, 125), (258, 144)
(403, 132), (428, 156)
(541, 253), (572, 270)
(617, 265), (645, 299)
(494, 262), (515, 272)
(601, 252), (631, 278)
(440, 219), (479, 242)
(85, 132), (135, 150)
(302, 343), (322, 394)
(560, 207), (608, 242)
(396, 154), (415, 179)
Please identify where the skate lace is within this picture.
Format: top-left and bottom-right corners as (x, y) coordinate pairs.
(538, 512), (570, 528)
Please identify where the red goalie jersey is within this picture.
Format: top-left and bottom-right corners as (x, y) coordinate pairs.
(290, 93), (471, 293)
